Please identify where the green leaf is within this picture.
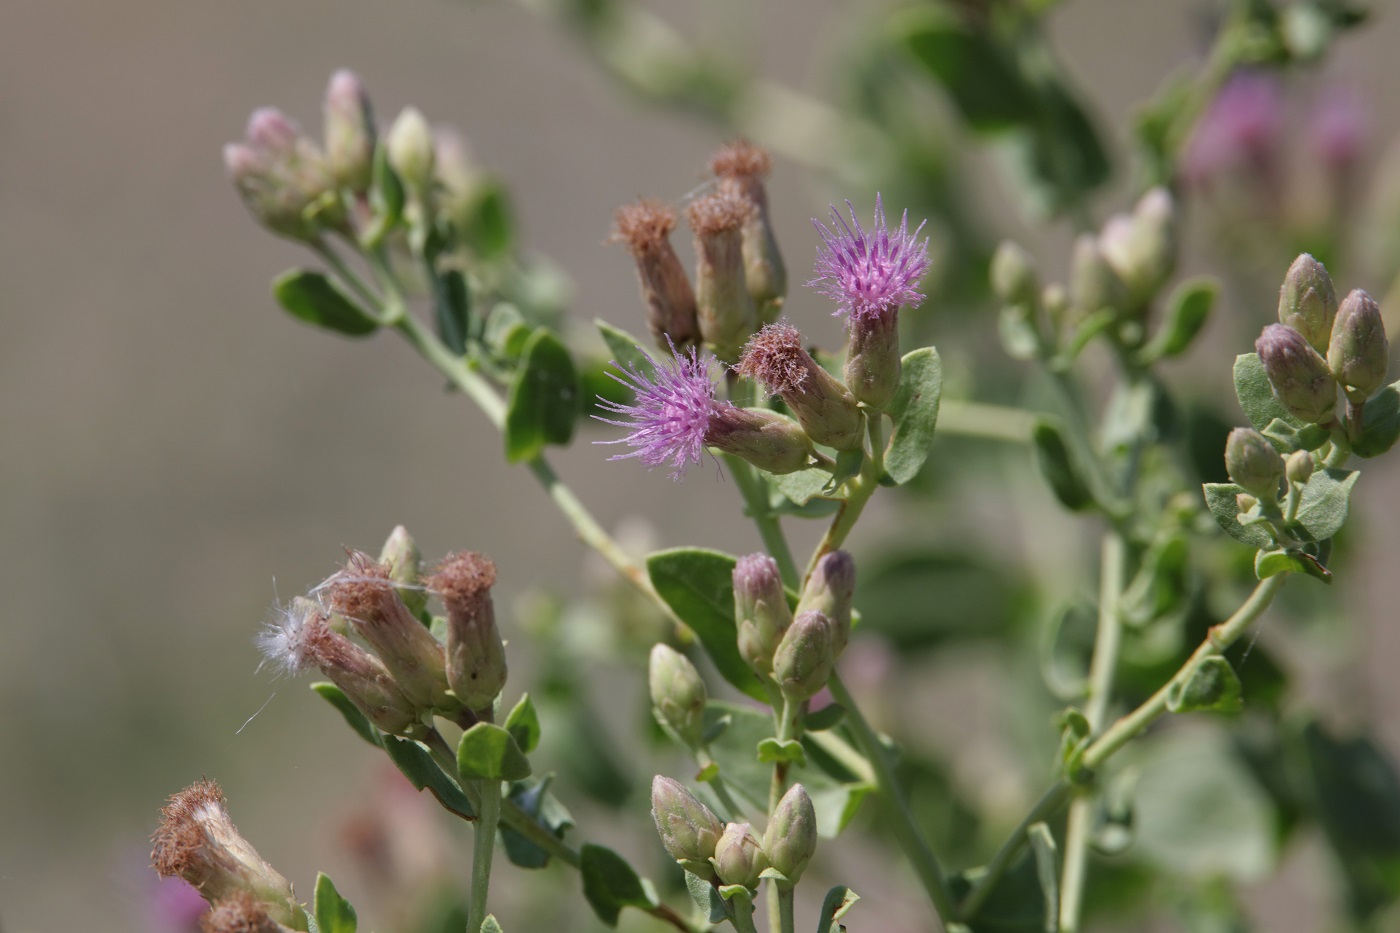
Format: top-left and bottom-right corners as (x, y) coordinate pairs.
(1130, 729), (1275, 881)
(1234, 353), (1302, 434)
(313, 873), (357, 933)
(1294, 467), (1358, 543)
(647, 549), (766, 701)
(756, 738), (807, 767)
(768, 468), (835, 509)
(504, 328), (579, 462)
(1352, 379), (1400, 458)
(457, 723), (532, 781)
(310, 682), (383, 748)
(997, 304), (1042, 361)
(816, 886), (859, 933)
(479, 916), (504, 933)
(685, 871), (731, 924)
(272, 269), (378, 337)
(1032, 418), (1095, 511)
(594, 319), (653, 375)
(883, 347), (943, 485)
(580, 844), (659, 926)
(803, 703), (846, 732)
(1202, 482), (1275, 550)
(363, 144), (404, 247)
(457, 177), (515, 261)
(1255, 548), (1312, 581)
(1141, 277), (1216, 361)
(952, 852), (1046, 933)
(503, 693), (541, 755)
(1166, 657), (1244, 714)
(484, 303), (531, 360)
(825, 448), (864, 493)
(435, 269), (471, 356)
(381, 736), (475, 819)
(500, 777), (573, 869)
(896, 10), (1039, 131)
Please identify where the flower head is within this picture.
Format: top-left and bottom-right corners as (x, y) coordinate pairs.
(809, 193), (930, 323)
(594, 342), (721, 479)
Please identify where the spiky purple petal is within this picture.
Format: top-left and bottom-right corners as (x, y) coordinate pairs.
(809, 193), (930, 322)
(594, 341), (720, 479)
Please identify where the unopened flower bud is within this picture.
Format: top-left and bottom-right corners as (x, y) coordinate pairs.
(1225, 428), (1285, 499)
(991, 240), (1038, 308)
(1235, 492), (1258, 513)
(795, 550), (855, 657)
(844, 308), (902, 410)
(1256, 324), (1338, 424)
(325, 553), (453, 711)
(613, 199), (700, 350)
(386, 107), (435, 197)
(712, 141), (787, 323)
(1070, 233), (1126, 315)
(1285, 449), (1314, 485)
(151, 781), (300, 925)
(378, 525), (425, 617)
(201, 891), (296, 933)
(711, 822), (769, 890)
(428, 552), (508, 712)
(737, 323), (863, 451)
(651, 776), (724, 878)
(1278, 254), (1338, 353)
(763, 784), (817, 886)
(1099, 187), (1176, 304)
(225, 109), (340, 242)
(1328, 289), (1389, 402)
(773, 610), (836, 703)
(706, 405), (813, 475)
(687, 193), (758, 362)
(649, 644), (708, 748)
(734, 553), (793, 678)
(323, 69), (376, 194)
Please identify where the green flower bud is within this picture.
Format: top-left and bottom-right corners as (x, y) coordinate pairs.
(386, 106), (435, 197)
(844, 310), (902, 410)
(706, 403), (813, 475)
(738, 323), (863, 452)
(734, 553), (793, 678)
(428, 552), (508, 712)
(773, 610), (835, 704)
(651, 776), (724, 878)
(712, 141), (787, 324)
(1070, 233), (1126, 315)
(649, 644), (707, 748)
(711, 822), (769, 890)
(1225, 428), (1285, 500)
(1235, 492), (1258, 514)
(323, 69), (376, 194)
(1278, 253), (1338, 353)
(613, 199), (700, 351)
(795, 550), (855, 657)
(687, 193), (758, 362)
(991, 240), (1038, 308)
(378, 525), (425, 617)
(1285, 449), (1314, 485)
(1328, 289), (1389, 402)
(763, 783), (817, 886)
(1256, 324), (1338, 424)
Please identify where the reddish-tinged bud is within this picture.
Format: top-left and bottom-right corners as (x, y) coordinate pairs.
(1256, 324), (1337, 424)
(773, 610), (836, 703)
(324, 553), (453, 711)
(795, 550), (855, 656)
(246, 108), (300, 152)
(1328, 289), (1389, 402)
(649, 644), (708, 748)
(1097, 187), (1176, 307)
(151, 781), (300, 925)
(706, 404), (813, 474)
(764, 784), (817, 885)
(613, 199), (700, 350)
(652, 776), (724, 879)
(226, 109), (341, 242)
(712, 140), (786, 322)
(738, 323), (863, 451)
(687, 193), (758, 362)
(1224, 428), (1284, 500)
(711, 822), (769, 890)
(201, 891), (296, 933)
(428, 551), (508, 711)
(1278, 254), (1337, 353)
(323, 69), (376, 194)
(734, 553), (793, 677)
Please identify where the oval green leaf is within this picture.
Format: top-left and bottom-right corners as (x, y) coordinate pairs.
(504, 692), (541, 755)
(313, 872), (358, 933)
(1167, 656), (1244, 714)
(884, 347), (943, 485)
(457, 722), (532, 782)
(504, 328), (579, 462)
(273, 269), (378, 336)
(382, 735), (475, 819)
(580, 844), (659, 926)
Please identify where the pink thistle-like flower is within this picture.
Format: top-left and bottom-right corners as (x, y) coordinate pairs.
(809, 193), (930, 323)
(594, 341), (722, 479)
(1183, 70), (1284, 185)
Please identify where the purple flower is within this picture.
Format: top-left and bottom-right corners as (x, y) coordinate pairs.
(1310, 85), (1369, 171)
(1183, 70), (1284, 184)
(595, 342), (721, 479)
(809, 193), (930, 323)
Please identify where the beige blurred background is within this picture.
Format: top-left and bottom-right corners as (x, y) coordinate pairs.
(4, 1), (1400, 931)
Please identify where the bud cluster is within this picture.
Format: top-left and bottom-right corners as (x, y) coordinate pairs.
(257, 527), (510, 733)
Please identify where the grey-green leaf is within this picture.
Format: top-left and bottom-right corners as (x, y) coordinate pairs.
(1352, 379), (1400, 458)
(504, 328), (579, 462)
(1167, 656), (1244, 714)
(479, 916), (504, 933)
(1143, 277), (1216, 361)
(457, 722), (532, 782)
(382, 735), (475, 819)
(504, 693), (541, 755)
(1033, 418), (1095, 511)
(580, 844), (659, 926)
(1294, 468), (1358, 543)
(685, 870), (731, 924)
(1234, 352), (1303, 433)
(273, 269), (378, 336)
(313, 873), (357, 933)
(884, 347), (943, 485)
(1202, 482), (1275, 550)
(816, 885), (860, 933)
(594, 319), (653, 375)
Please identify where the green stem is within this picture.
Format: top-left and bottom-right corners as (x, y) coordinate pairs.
(313, 239), (385, 315)
(728, 894), (761, 933)
(805, 414), (884, 579)
(778, 887), (796, 933)
(958, 781), (1073, 921)
(827, 672), (955, 927)
(1058, 531), (1126, 933)
(696, 748), (752, 821)
(469, 780), (502, 933)
(727, 453), (800, 590)
(767, 696), (798, 933)
(936, 400), (1037, 444)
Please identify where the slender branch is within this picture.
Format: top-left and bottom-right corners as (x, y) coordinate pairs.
(469, 780), (502, 933)
(958, 781), (1073, 921)
(935, 400), (1037, 444)
(727, 453), (800, 590)
(827, 672), (955, 927)
(312, 239), (385, 314)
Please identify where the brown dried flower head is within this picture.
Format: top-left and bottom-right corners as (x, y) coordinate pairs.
(613, 199), (678, 258)
(201, 890), (293, 933)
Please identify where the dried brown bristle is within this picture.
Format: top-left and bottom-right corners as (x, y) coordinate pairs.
(686, 193), (753, 237)
(710, 139), (771, 179)
(201, 890), (280, 933)
(324, 552), (394, 620)
(612, 199), (677, 257)
(152, 780), (227, 878)
(429, 551), (497, 602)
(737, 322), (809, 394)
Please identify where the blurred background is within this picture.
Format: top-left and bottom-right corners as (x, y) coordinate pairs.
(5, 1), (1400, 931)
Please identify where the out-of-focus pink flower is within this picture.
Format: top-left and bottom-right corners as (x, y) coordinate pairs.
(1183, 70), (1286, 184)
(1310, 85), (1370, 172)
(148, 876), (207, 933)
